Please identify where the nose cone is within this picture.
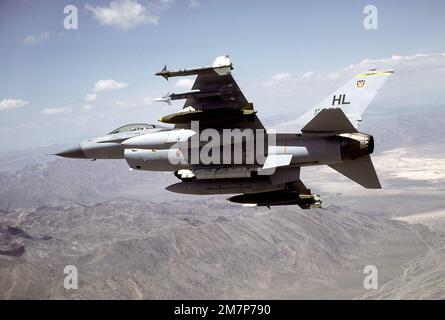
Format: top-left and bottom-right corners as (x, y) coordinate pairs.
(55, 144), (86, 158)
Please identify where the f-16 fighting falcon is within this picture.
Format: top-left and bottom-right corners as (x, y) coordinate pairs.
(56, 56), (393, 209)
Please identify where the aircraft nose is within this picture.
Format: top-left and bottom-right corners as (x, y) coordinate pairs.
(55, 144), (86, 158)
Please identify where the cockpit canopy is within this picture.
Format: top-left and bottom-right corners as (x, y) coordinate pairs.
(107, 123), (156, 135)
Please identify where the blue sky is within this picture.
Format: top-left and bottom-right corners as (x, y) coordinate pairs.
(1, 0), (445, 151)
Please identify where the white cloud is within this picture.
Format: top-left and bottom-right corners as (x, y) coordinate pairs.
(0, 99), (29, 111)
(93, 79), (128, 92)
(302, 71), (314, 78)
(175, 78), (194, 90)
(24, 32), (51, 45)
(85, 0), (171, 30)
(188, 0), (200, 8)
(41, 107), (72, 115)
(84, 93), (98, 102)
(81, 104), (93, 112)
(263, 72), (292, 86)
(114, 100), (137, 108)
(272, 73), (292, 81)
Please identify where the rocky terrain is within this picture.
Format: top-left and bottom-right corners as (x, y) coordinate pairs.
(359, 216), (445, 300)
(0, 198), (430, 299)
(0, 159), (177, 211)
(0, 108), (445, 299)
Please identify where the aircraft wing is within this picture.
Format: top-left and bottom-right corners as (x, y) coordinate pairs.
(184, 63), (249, 111)
(156, 56), (264, 130)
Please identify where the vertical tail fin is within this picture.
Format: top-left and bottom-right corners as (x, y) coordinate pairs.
(297, 69), (394, 130)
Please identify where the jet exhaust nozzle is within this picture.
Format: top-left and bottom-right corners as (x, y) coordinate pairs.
(339, 133), (374, 160)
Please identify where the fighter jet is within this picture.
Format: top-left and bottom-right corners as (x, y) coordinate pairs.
(56, 55), (393, 209)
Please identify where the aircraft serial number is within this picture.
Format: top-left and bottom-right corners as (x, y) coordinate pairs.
(218, 304), (270, 315)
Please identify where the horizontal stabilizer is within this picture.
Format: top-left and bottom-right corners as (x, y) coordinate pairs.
(328, 155), (381, 189)
(302, 108), (357, 134)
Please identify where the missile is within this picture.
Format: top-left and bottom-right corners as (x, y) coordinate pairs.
(154, 89), (229, 105)
(155, 55), (233, 80)
(154, 92), (171, 105)
(167, 87), (235, 101)
(155, 65), (170, 80)
(155, 65), (218, 80)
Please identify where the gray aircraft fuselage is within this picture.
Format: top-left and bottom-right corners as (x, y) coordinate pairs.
(57, 125), (373, 194)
